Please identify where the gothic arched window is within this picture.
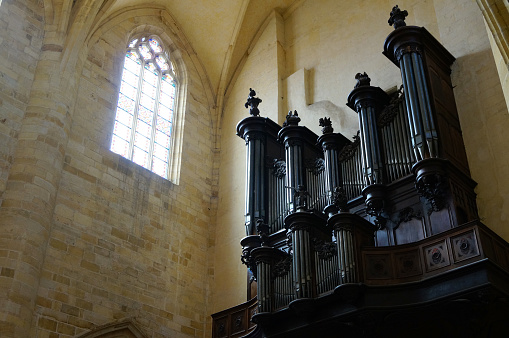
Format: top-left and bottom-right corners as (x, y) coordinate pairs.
(110, 36), (177, 180)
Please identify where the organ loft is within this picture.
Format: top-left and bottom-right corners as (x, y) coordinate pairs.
(212, 6), (509, 338)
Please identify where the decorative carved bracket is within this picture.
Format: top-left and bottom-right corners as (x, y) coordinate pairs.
(415, 173), (447, 215)
(272, 253), (292, 279)
(305, 158), (325, 175)
(378, 86), (404, 127)
(313, 239), (338, 260)
(268, 158), (286, 178)
(412, 159), (448, 215)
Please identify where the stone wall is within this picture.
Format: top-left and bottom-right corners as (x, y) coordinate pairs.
(0, 2), (216, 337)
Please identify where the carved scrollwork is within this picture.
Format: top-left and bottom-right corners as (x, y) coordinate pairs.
(234, 315), (242, 328)
(285, 139), (303, 148)
(338, 132), (360, 161)
(218, 323), (226, 335)
(313, 239), (337, 260)
(366, 199), (387, 230)
(241, 248), (257, 279)
(354, 99), (377, 113)
(268, 158), (286, 178)
(378, 86), (404, 127)
(415, 173), (447, 215)
(305, 158), (325, 175)
(289, 222), (311, 232)
(396, 207), (422, 226)
(395, 44), (422, 61)
(244, 132), (265, 145)
(272, 254), (292, 279)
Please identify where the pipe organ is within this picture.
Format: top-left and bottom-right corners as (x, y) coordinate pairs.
(213, 6), (509, 338)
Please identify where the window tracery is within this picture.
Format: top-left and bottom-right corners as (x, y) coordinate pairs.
(111, 36), (177, 180)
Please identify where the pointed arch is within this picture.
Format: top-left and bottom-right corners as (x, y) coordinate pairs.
(77, 320), (147, 338)
(111, 34), (179, 180)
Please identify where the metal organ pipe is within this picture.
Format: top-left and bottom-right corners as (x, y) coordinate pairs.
(399, 49), (438, 161)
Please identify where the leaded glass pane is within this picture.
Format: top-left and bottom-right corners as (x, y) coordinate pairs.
(133, 147), (149, 168)
(139, 44), (152, 60)
(155, 130), (170, 148)
(113, 121), (131, 140)
(117, 94), (136, 114)
(111, 35), (178, 180)
(121, 69), (139, 86)
(151, 157), (168, 178)
(161, 76), (175, 93)
(155, 55), (169, 71)
(142, 81), (157, 100)
(120, 81), (137, 99)
(156, 116), (172, 136)
(134, 132), (151, 152)
(135, 121), (151, 138)
(140, 94), (154, 110)
(153, 142), (169, 162)
(115, 109), (133, 127)
(158, 104), (172, 121)
(128, 39), (138, 48)
(138, 105), (153, 125)
(159, 93), (174, 108)
(124, 53), (141, 72)
(149, 38), (162, 53)
(143, 63), (158, 87)
(111, 135), (130, 157)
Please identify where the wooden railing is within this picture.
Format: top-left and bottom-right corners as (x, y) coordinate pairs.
(211, 297), (259, 338)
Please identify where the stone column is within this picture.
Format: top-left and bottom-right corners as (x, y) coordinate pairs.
(0, 48), (81, 336)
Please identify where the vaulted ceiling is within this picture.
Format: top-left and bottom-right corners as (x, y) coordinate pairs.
(99, 0), (298, 106)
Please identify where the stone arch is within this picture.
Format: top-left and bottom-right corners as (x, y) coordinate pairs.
(86, 13), (197, 184)
(77, 320), (147, 338)
(82, 6), (218, 184)
(86, 7), (215, 110)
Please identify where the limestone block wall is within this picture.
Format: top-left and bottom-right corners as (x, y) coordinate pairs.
(0, 0), (44, 199)
(0, 2), (217, 338)
(34, 14), (215, 338)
